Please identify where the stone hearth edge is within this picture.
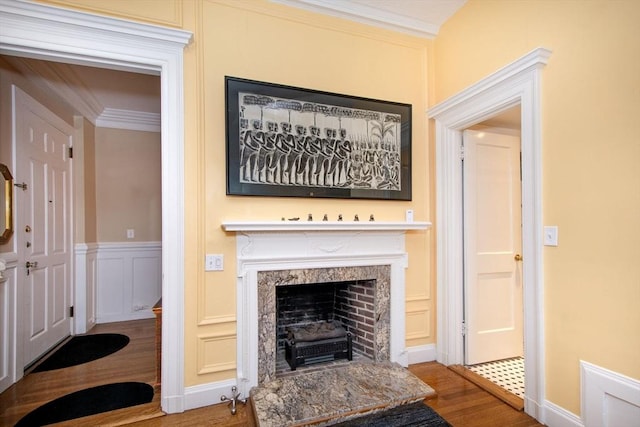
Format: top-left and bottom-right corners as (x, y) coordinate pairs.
(250, 362), (436, 427)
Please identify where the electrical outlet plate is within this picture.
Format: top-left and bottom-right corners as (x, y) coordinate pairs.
(205, 254), (224, 271)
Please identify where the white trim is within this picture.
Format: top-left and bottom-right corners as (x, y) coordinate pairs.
(407, 344), (437, 365)
(184, 378), (238, 411)
(270, 0), (464, 39)
(543, 400), (583, 427)
(221, 220), (431, 232)
(96, 108), (161, 132)
(74, 242), (98, 334)
(427, 47), (551, 420)
(0, 0), (191, 413)
(581, 361), (640, 427)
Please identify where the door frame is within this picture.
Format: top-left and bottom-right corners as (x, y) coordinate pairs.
(428, 47), (551, 418)
(0, 1), (192, 413)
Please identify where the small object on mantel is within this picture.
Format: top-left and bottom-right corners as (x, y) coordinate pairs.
(369, 214), (375, 221)
(281, 217), (285, 221)
(323, 214), (328, 221)
(354, 214), (359, 221)
(338, 214), (343, 221)
(307, 213), (313, 221)
(288, 217), (300, 221)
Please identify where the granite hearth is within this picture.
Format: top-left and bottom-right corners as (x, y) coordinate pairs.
(251, 362), (436, 427)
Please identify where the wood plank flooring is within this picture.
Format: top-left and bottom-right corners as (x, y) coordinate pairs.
(0, 319), (543, 426)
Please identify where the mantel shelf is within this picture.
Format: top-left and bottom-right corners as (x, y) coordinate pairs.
(221, 220), (431, 232)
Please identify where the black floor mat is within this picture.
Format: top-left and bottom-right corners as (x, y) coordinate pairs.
(32, 333), (129, 372)
(333, 402), (451, 427)
(15, 382), (154, 426)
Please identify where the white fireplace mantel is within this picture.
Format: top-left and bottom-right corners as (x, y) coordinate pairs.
(225, 219), (431, 394)
(221, 220), (431, 232)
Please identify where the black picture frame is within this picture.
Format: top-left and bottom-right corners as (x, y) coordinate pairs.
(225, 76), (412, 200)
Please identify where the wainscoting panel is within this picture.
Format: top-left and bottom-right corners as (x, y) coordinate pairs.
(581, 361), (640, 427)
(0, 254), (17, 394)
(95, 242), (161, 324)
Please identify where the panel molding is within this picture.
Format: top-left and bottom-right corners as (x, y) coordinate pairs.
(95, 241), (161, 323)
(581, 361), (640, 427)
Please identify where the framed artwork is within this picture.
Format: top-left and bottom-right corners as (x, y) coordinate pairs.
(225, 76), (412, 200)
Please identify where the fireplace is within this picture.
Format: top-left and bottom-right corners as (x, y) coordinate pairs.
(276, 279), (378, 364)
(222, 220), (430, 392)
(262, 266), (390, 382)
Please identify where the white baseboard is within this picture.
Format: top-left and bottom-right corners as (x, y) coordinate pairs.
(96, 310), (155, 324)
(407, 344), (437, 365)
(543, 400), (583, 427)
(184, 378), (238, 411)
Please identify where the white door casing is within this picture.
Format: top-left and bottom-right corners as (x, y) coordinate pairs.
(428, 47), (551, 419)
(463, 129), (523, 365)
(0, 1), (191, 413)
(14, 87), (73, 366)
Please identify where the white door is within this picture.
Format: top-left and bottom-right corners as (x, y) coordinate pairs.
(463, 129), (523, 365)
(14, 87), (73, 367)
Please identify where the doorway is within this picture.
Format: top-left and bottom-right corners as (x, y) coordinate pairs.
(461, 120), (525, 406)
(5, 54), (163, 357)
(0, 1), (191, 412)
(428, 48), (551, 418)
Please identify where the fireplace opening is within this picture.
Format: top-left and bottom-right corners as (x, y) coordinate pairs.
(276, 280), (376, 372)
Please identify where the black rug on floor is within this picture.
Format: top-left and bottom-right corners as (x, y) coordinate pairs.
(32, 333), (129, 372)
(333, 402), (451, 427)
(14, 382), (154, 427)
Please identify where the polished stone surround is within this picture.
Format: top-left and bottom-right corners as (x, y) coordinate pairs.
(257, 265), (391, 385)
(251, 362), (436, 427)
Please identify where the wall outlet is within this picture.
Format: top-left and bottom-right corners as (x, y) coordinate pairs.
(127, 229), (135, 239)
(205, 254), (224, 271)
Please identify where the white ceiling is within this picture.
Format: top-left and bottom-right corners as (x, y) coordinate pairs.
(3, 1), (470, 131)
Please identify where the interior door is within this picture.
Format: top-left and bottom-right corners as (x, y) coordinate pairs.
(463, 129), (523, 365)
(14, 86), (73, 366)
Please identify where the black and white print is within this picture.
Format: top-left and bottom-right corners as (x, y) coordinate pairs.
(238, 92), (402, 191)
(226, 77), (411, 200)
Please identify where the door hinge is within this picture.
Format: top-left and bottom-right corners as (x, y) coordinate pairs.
(459, 145), (465, 160)
(69, 306), (74, 318)
(68, 146), (73, 159)
(461, 321), (467, 336)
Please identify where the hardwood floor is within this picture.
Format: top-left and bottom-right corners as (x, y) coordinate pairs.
(0, 319), (162, 426)
(0, 320), (543, 426)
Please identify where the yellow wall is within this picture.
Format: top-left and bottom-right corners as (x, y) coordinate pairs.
(435, 0), (640, 415)
(37, 0), (436, 387)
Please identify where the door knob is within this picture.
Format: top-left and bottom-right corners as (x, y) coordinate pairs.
(514, 254), (523, 261)
(26, 261), (38, 268)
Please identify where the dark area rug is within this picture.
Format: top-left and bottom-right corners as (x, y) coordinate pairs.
(333, 402), (451, 427)
(14, 382), (154, 426)
(32, 333), (129, 372)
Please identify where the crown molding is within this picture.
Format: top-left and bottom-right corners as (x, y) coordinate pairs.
(96, 108), (161, 132)
(6, 56), (104, 122)
(271, 0), (441, 39)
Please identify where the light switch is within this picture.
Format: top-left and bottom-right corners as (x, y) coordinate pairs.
(205, 254), (224, 271)
(544, 226), (558, 246)
(127, 229), (135, 239)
